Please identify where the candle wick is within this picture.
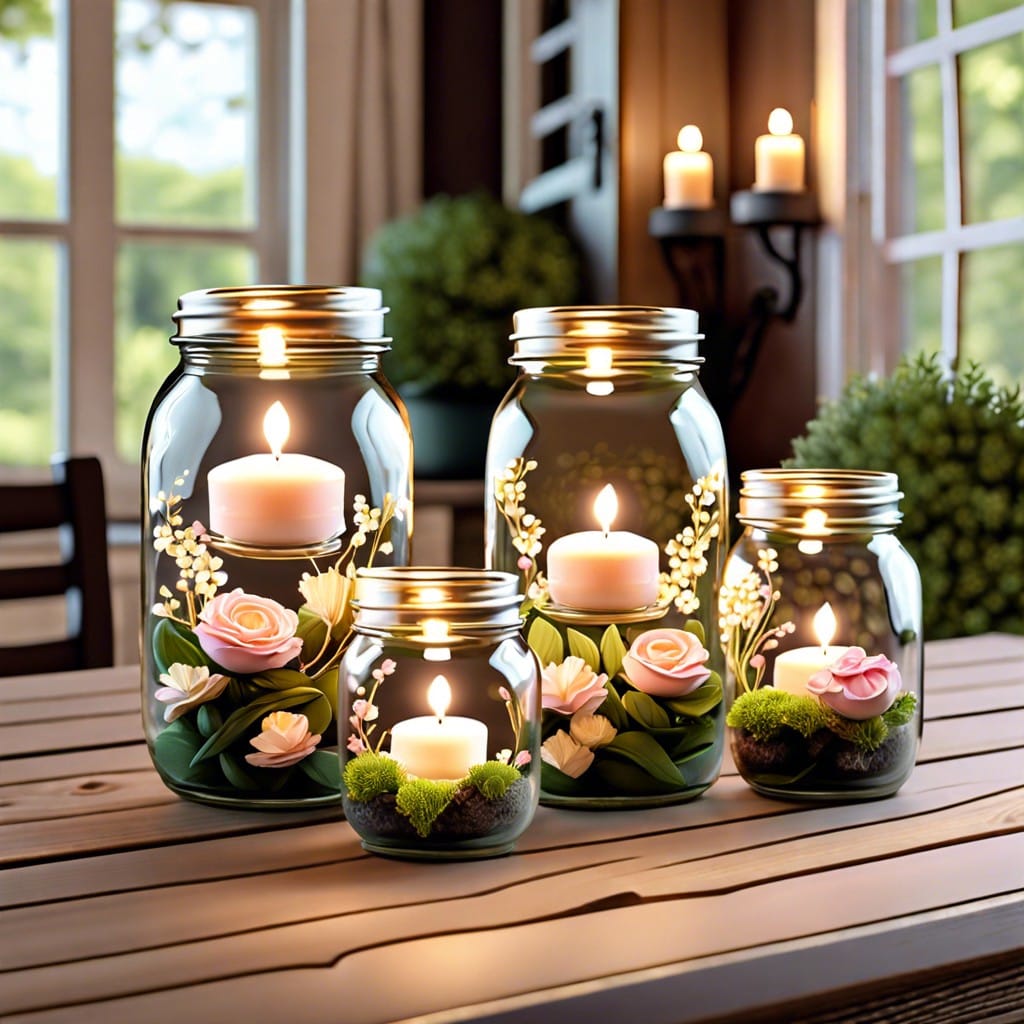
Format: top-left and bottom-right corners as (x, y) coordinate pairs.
(436, 716), (443, 726)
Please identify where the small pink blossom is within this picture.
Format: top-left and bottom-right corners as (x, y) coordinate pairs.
(352, 699), (378, 722)
(517, 556), (532, 571)
(371, 658), (398, 683)
(195, 588), (302, 674)
(541, 656), (609, 716)
(347, 734), (367, 754)
(623, 628), (711, 698)
(806, 647), (902, 720)
(749, 654), (766, 669)
(498, 686), (512, 702)
(245, 711), (321, 768)
(513, 750), (532, 768)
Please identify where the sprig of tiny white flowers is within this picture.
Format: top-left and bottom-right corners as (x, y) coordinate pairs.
(151, 471), (227, 628)
(661, 468), (723, 615)
(495, 457), (547, 600)
(348, 658), (397, 754)
(718, 547), (795, 693)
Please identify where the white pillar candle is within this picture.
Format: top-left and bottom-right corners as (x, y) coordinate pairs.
(389, 675), (488, 780)
(773, 602), (849, 696)
(754, 108), (805, 192)
(208, 401), (345, 547)
(663, 124), (714, 209)
(547, 484), (660, 612)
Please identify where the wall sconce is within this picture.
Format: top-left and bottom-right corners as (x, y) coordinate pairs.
(649, 109), (820, 420)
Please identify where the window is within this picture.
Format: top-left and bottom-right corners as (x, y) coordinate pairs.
(871, 0), (1024, 385)
(0, 0), (290, 514)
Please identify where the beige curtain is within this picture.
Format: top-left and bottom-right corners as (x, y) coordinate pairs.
(303, 0), (423, 284)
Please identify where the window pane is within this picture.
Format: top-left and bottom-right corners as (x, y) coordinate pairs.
(116, 1), (257, 228)
(116, 241), (255, 461)
(0, 0), (62, 220)
(0, 237), (59, 465)
(898, 65), (945, 234)
(899, 256), (942, 356)
(961, 244), (1024, 386)
(959, 34), (1024, 224)
(900, 0), (937, 45)
(953, 0), (1019, 28)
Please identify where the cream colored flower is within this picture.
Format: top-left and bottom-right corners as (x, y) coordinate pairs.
(154, 663), (229, 723)
(245, 711), (321, 768)
(541, 655), (609, 716)
(541, 730), (594, 778)
(298, 566), (352, 628)
(569, 710), (617, 749)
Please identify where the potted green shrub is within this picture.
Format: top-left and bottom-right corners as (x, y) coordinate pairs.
(788, 354), (1024, 639)
(361, 192), (582, 478)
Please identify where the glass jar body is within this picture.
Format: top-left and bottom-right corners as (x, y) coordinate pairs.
(339, 569), (540, 859)
(141, 288), (412, 809)
(485, 307), (728, 809)
(723, 523), (923, 801)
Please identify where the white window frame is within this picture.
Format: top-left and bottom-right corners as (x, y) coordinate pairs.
(0, 0), (293, 517)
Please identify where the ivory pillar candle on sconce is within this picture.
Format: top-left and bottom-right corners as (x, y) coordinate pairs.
(663, 125), (714, 209)
(754, 108), (805, 192)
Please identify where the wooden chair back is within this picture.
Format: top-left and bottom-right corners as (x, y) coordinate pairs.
(0, 457), (114, 676)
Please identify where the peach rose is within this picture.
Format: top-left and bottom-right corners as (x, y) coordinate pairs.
(195, 588), (302, 674)
(541, 656), (609, 716)
(623, 628), (711, 698)
(245, 711), (321, 768)
(806, 647), (901, 720)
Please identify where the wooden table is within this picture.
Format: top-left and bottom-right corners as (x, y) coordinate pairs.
(2, 635), (1022, 1023)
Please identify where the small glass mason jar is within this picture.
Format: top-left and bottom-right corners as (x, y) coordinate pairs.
(340, 568), (540, 859)
(723, 469), (923, 801)
(485, 306), (728, 809)
(141, 286), (412, 809)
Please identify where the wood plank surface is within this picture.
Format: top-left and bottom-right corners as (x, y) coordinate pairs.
(1, 635), (1021, 1024)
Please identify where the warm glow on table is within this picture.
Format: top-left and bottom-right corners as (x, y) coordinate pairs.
(754, 107), (805, 192)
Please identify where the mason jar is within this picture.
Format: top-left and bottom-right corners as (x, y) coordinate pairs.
(141, 285), (412, 809)
(723, 469), (923, 801)
(485, 306), (728, 808)
(340, 568), (540, 859)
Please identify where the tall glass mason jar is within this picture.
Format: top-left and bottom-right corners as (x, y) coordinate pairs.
(340, 568), (540, 859)
(141, 286), (412, 809)
(723, 469), (923, 801)
(485, 306), (728, 808)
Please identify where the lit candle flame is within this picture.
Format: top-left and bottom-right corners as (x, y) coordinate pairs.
(586, 346), (613, 373)
(263, 401), (290, 459)
(427, 674), (451, 722)
(768, 107), (793, 136)
(813, 602), (837, 652)
(422, 619), (449, 643)
(677, 124), (703, 153)
(594, 483), (618, 536)
(257, 326), (287, 368)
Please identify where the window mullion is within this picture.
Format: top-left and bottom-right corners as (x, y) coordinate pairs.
(66, 0), (116, 463)
(937, 0), (962, 368)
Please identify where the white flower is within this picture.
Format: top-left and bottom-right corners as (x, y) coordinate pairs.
(541, 731), (594, 779)
(569, 710), (617, 749)
(154, 663), (229, 723)
(298, 566), (352, 628)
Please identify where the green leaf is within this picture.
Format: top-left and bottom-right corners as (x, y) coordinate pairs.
(298, 749), (341, 791)
(591, 756), (684, 796)
(152, 617), (207, 676)
(663, 674), (723, 717)
(154, 719), (215, 785)
(302, 692), (334, 736)
(219, 752), (261, 791)
(252, 668), (313, 692)
(296, 606), (329, 664)
(684, 619), (706, 645)
(196, 703), (223, 738)
(190, 686), (327, 765)
(602, 731), (685, 789)
(622, 690), (671, 729)
(528, 615), (564, 667)
(540, 760), (587, 797)
(596, 679), (630, 731)
(599, 625), (628, 678)
(307, 667), (340, 723)
(567, 628), (601, 672)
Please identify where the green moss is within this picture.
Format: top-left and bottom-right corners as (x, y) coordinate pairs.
(343, 752), (407, 801)
(466, 761), (521, 800)
(728, 689), (919, 754)
(395, 779), (458, 838)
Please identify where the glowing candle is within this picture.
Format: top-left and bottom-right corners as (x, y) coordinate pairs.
(663, 124), (714, 209)
(754, 108), (805, 192)
(207, 401), (345, 547)
(547, 484), (660, 612)
(389, 675), (488, 780)
(773, 602), (850, 696)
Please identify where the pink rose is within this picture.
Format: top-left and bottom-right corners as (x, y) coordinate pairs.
(195, 588), (302, 674)
(541, 656), (609, 716)
(623, 628), (711, 698)
(806, 647), (901, 720)
(245, 711), (320, 768)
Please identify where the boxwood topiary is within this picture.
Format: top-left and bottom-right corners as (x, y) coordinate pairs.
(787, 354), (1024, 639)
(360, 192), (582, 395)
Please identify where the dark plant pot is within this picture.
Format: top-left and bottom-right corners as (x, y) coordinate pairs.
(403, 389), (505, 480)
